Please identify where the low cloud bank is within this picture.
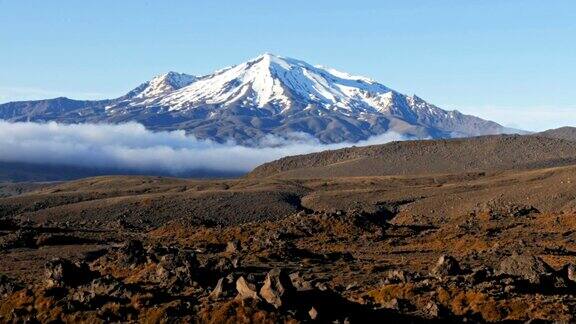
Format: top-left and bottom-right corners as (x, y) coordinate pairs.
(0, 121), (408, 175)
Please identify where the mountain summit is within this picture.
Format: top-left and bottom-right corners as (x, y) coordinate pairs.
(128, 71), (198, 99)
(0, 53), (512, 144)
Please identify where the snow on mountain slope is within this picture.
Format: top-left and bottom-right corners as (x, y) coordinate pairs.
(114, 53), (468, 125)
(0, 53), (512, 144)
(123, 72), (198, 101)
(139, 72), (198, 98)
(151, 53), (392, 114)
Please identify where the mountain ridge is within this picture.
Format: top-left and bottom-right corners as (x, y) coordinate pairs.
(0, 53), (513, 145)
(248, 134), (576, 178)
(536, 126), (576, 141)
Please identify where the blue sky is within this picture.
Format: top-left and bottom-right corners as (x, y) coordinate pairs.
(1, 0), (575, 131)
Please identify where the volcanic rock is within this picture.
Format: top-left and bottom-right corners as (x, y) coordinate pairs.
(119, 240), (146, 266)
(424, 301), (441, 318)
(431, 255), (461, 279)
(565, 263), (576, 283)
(498, 253), (554, 284)
(71, 275), (130, 307)
(208, 278), (226, 300)
(309, 306), (319, 320)
(226, 240), (240, 253)
(0, 229), (37, 249)
(155, 250), (199, 290)
(44, 258), (92, 288)
(0, 274), (21, 297)
(235, 276), (259, 300)
(385, 270), (412, 284)
(289, 272), (313, 291)
(259, 268), (295, 308)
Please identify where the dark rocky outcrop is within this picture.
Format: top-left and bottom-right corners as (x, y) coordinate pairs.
(497, 254), (554, 284)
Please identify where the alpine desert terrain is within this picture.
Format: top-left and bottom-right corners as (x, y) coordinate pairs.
(3, 132), (576, 322)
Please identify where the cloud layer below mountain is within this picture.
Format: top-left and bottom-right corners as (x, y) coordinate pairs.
(0, 121), (408, 175)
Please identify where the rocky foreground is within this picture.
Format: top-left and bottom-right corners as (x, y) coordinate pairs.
(2, 204), (576, 323)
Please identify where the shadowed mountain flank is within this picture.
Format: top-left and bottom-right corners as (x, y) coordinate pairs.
(249, 135), (576, 178)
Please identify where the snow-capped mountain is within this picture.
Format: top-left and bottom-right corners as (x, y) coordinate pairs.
(127, 53), (393, 113)
(127, 71), (198, 99)
(0, 53), (512, 144)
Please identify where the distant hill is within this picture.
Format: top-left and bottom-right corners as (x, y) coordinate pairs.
(0, 161), (242, 183)
(536, 127), (576, 141)
(0, 162), (107, 182)
(0, 181), (51, 198)
(248, 134), (576, 178)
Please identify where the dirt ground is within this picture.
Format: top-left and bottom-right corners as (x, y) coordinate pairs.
(3, 165), (576, 322)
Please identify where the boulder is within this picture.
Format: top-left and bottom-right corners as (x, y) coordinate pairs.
(498, 253), (554, 284)
(345, 282), (358, 291)
(209, 278), (226, 300)
(469, 266), (491, 285)
(119, 240), (146, 266)
(382, 298), (400, 310)
(565, 263), (576, 283)
(226, 240), (240, 253)
(289, 272), (313, 291)
(45, 258), (92, 288)
(259, 268), (295, 308)
(71, 275), (130, 306)
(385, 270), (411, 283)
(0, 229), (37, 249)
(231, 257), (241, 269)
(0, 274), (21, 297)
(155, 250), (198, 286)
(236, 276), (259, 300)
(431, 255), (461, 278)
(424, 301), (441, 318)
(309, 306), (319, 320)
(215, 258), (233, 272)
(209, 276), (235, 300)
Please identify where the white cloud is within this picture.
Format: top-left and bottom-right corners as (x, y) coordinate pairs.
(0, 121), (407, 175)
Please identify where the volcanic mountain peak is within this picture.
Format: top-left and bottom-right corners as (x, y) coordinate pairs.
(133, 53), (461, 124)
(0, 53), (514, 144)
(148, 52), (393, 113)
(134, 71), (198, 99)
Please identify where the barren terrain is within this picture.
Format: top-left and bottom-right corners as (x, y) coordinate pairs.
(3, 134), (576, 322)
